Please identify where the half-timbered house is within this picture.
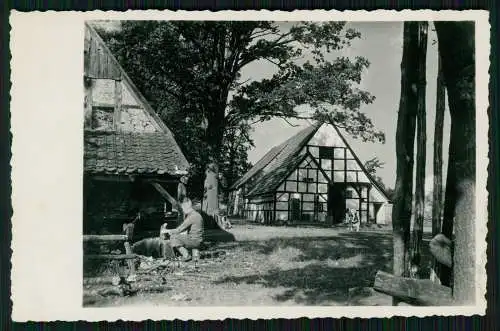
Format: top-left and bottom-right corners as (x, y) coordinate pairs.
(229, 122), (392, 226)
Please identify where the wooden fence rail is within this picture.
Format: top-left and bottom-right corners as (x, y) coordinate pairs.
(83, 222), (136, 275)
(373, 271), (455, 306)
(83, 234), (128, 242)
(85, 254), (137, 260)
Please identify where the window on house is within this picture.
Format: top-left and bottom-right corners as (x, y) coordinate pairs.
(319, 146), (334, 159)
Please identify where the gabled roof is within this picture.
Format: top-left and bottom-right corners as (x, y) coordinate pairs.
(246, 152), (307, 196)
(84, 131), (189, 176)
(231, 123), (320, 193)
(230, 145), (283, 191)
(84, 22), (189, 176)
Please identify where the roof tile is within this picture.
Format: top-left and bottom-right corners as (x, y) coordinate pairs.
(234, 124), (320, 195)
(84, 131), (189, 176)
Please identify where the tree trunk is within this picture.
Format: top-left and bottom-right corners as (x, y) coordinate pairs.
(435, 21), (476, 304)
(392, 22), (420, 304)
(202, 100), (227, 217)
(430, 53), (446, 283)
(411, 21), (428, 278)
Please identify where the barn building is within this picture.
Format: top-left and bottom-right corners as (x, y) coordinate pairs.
(83, 22), (189, 235)
(228, 122), (392, 226)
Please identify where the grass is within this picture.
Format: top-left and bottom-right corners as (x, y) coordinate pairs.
(84, 222), (433, 307)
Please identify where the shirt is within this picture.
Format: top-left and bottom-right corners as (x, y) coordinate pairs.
(170, 210), (204, 243)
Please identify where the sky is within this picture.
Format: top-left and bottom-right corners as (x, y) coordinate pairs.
(240, 22), (451, 190)
(93, 20), (451, 191)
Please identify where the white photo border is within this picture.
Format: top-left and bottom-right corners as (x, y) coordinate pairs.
(10, 9), (489, 321)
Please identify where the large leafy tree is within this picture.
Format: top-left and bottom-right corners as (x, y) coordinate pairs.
(97, 21), (384, 215)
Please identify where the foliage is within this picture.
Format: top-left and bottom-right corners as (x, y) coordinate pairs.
(364, 157), (385, 176)
(95, 21), (385, 204)
(363, 156), (391, 196)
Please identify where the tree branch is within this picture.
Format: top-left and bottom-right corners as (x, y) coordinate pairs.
(282, 117), (299, 127)
(263, 57), (283, 68)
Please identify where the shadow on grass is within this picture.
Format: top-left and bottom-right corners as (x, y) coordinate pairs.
(214, 232), (394, 305)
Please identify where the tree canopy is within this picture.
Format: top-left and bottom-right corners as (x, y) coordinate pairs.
(96, 20), (384, 207)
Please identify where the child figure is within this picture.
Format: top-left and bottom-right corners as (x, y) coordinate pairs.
(346, 208), (360, 232)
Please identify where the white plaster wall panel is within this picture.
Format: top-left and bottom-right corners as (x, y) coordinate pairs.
(308, 123), (344, 146)
(119, 108), (157, 133)
(92, 79), (115, 104)
(121, 81), (140, 106)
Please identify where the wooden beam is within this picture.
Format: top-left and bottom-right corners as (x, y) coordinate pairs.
(83, 234), (128, 242)
(84, 78), (93, 129)
(114, 78), (122, 130)
(90, 175), (135, 182)
(150, 182), (178, 206)
(373, 271), (454, 306)
(84, 254), (137, 260)
(144, 178), (180, 184)
(90, 175), (175, 183)
(92, 102), (142, 110)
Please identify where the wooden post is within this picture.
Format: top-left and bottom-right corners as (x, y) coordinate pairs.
(411, 21), (429, 277)
(114, 77), (122, 130)
(431, 53), (446, 283)
(392, 22), (419, 304)
(123, 222), (135, 275)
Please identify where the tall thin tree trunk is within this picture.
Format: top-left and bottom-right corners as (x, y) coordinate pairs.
(392, 22), (419, 304)
(435, 21), (476, 304)
(430, 53), (446, 283)
(411, 21), (429, 278)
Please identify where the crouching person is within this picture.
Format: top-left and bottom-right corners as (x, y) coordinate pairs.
(165, 199), (204, 262)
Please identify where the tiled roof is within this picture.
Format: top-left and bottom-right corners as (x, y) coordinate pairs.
(237, 124), (321, 195)
(84, 130), (189, 176)
(246, 152), (306, 196)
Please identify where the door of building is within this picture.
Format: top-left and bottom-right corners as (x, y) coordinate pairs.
(289, 197), (301, 223)
(328, 183), (346, 224)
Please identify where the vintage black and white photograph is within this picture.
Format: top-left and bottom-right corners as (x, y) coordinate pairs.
(10, 10), (489, 320)
(81, 17), (482, 307)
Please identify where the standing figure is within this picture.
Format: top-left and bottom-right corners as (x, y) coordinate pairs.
(346, 208), (360, 232)
(176, 175), (189, 224)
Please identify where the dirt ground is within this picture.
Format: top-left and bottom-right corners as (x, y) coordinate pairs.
(83, 223), (432, 307)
